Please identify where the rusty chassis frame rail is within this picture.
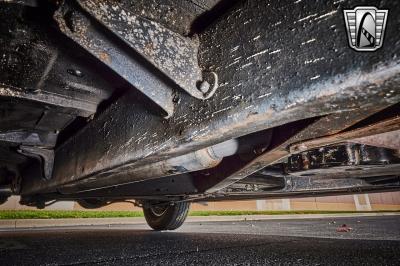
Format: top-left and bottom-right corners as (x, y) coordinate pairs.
(15, 0), (400, 203)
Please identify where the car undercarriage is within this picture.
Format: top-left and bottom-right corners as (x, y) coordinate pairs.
(0, 0), (399, 230)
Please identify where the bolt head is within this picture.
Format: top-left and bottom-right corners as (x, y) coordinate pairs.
(199, 81), (210, 93)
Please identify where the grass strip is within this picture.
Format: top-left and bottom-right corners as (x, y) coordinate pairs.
(0, 210), (144, 219)
(0, 210), (398, 220)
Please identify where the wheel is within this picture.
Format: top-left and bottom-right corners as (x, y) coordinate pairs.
(0, 196), (8, 205)
(143, 202), (190, 231)
(77, 198), (107, 209)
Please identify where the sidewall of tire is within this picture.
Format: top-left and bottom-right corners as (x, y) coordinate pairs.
(0, 197), (8, 205)
(143, 202), (190, 231)
(76, 199), (107, 209)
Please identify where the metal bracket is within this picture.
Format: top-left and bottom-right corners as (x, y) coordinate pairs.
(54, 3), (175, 117)
(54, 0), (218, 117)
(76, 0), (218, 101)
(0, 130), (57, 148)
(0, 0), (38, 6)
(18, 146), (54, 180)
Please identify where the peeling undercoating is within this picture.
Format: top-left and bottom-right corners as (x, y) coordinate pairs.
(21, 0), (400, 195)
(54, 3), (176, 117)
(0, 82), (97, 116)
(78, 0), (205, 99)
(0, 3), (116, 123)
(118, 0), (217, 36)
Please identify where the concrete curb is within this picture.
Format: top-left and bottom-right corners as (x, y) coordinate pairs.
(0, 212), (399, 230)
(0, 217), (145, 229)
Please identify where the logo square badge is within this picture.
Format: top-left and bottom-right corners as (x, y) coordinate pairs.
(343, 6), (388, 51)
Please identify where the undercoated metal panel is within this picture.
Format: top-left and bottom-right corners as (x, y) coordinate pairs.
(19, 145), (54, 180)
(117, 0), (219, 36)
(0, 4), (114, 118)
(54, 2), (176, 117)
(59, 139), (238, 194)
(26, 174), (400, 203)
(289, 116), (400, 153)
(0, 84), (98, 117)
(21, 0), (400, 196)
(353, 130), (400, 150)
(77, 0), (208, 100)
(287, 143), (400, 179)
(0, 3), (119, 181)
(0, 130), (57, 147)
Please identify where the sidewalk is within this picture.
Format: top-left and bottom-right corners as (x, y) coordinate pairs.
(1, 212), (399, 230)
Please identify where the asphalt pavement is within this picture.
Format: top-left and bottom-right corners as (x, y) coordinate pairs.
(0, 215), (399, 265)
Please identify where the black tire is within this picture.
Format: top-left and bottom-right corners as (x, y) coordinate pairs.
(0, 196), (8, 205)
(77, 198), (107, 209)
(143, 202), (190, 231)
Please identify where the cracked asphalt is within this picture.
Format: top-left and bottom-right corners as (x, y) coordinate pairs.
(0, 215), (399, 265)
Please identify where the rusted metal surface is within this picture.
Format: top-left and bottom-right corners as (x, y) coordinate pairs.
(59, 139), (238, 194)
(117, 0), (220, 36)
(0, 3), (114, 118)
(25, 174), (400, 203)
(287, 107), (390, 144)
(353, 130), (400, 150)
(0, 130), (57, 147)
(289, 116), (400, 153)
(287, 143), (400, 179)
(54, 2), (176, 117)
(0, 83), (98, 117)
(201, 179), (400, 202)
(76, 0), (216, 101)
(231, 176), (372, 194)
(0, 0), (37, 6)
(0, 2), (119, 194)
(195, 116), (400, 200)
(20, 0), (400, 196)
(203, 107), (400, 194)
(195, 113), (400, 194)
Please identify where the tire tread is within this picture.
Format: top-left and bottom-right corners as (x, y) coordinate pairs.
(143, 202), (190, 231)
